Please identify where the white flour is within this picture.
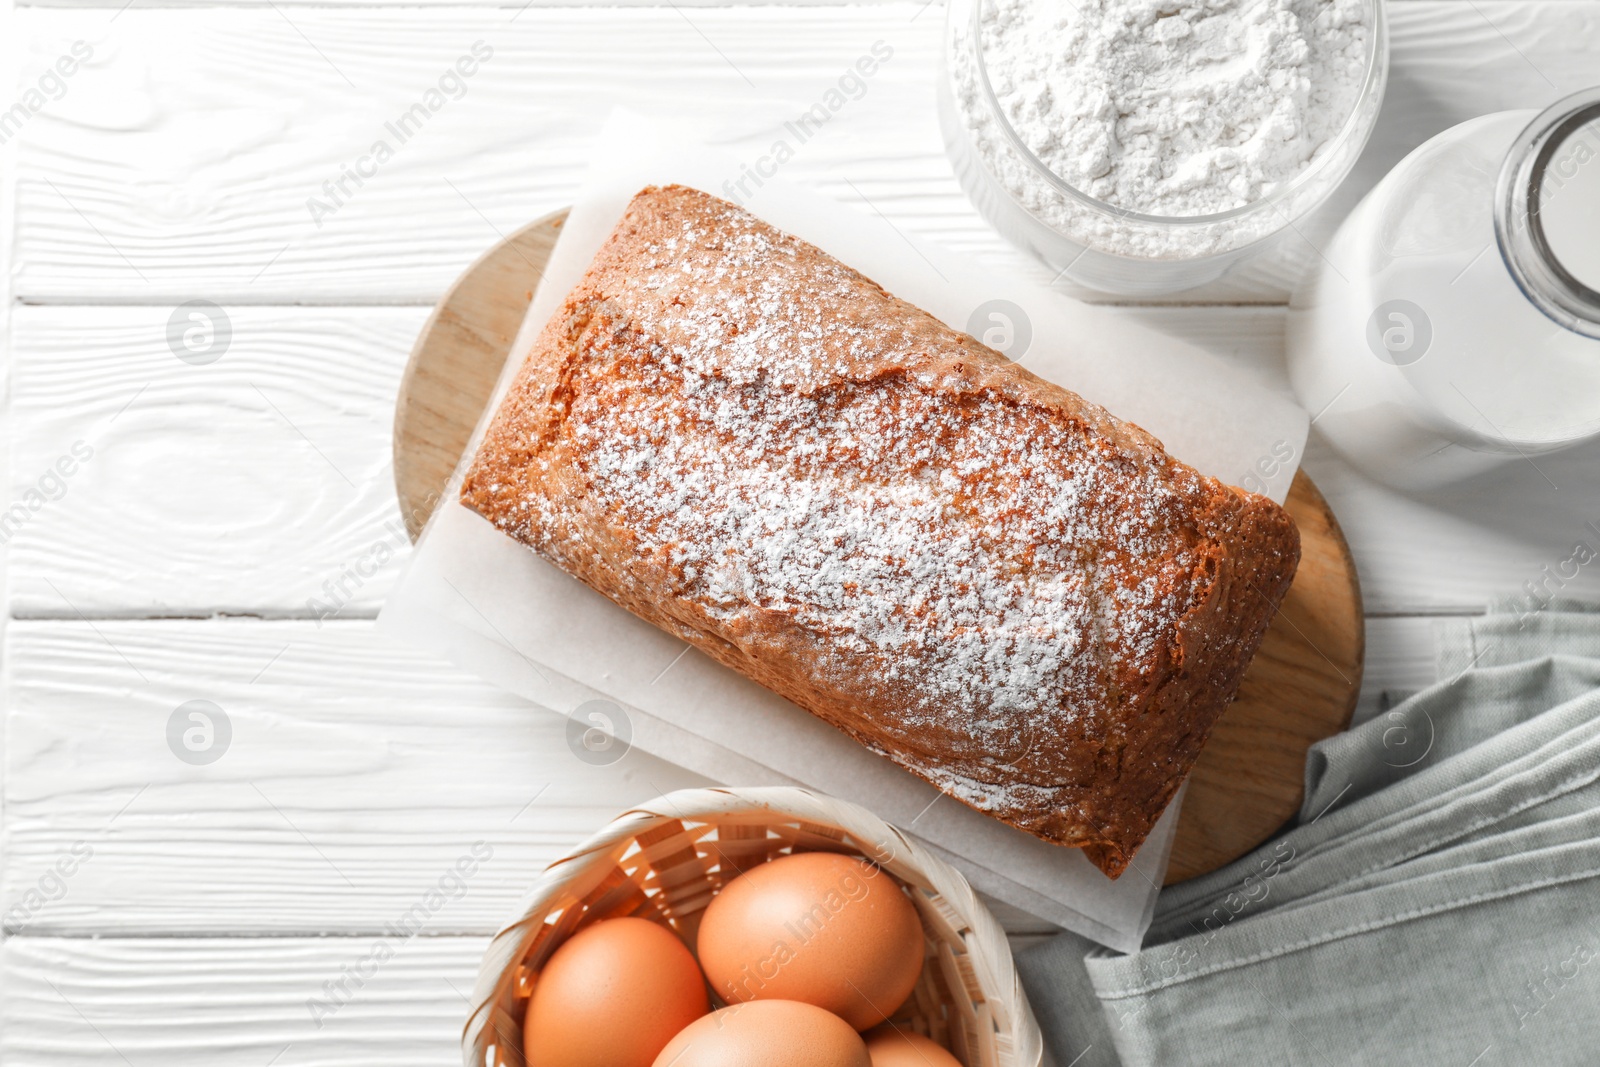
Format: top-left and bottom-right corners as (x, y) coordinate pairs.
(950, 0), (1371, 257)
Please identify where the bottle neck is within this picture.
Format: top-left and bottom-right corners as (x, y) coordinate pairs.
(1496, 87), (1600, 341)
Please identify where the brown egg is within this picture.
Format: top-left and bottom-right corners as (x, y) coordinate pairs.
(524, 916), (709, 1067)
(697, 852), (925, 1030)
(863, 1029), (965, 1067)
(651, 1000), (871, 1067)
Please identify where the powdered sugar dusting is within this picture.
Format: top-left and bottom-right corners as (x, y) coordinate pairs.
(494, 198), (1222, 810)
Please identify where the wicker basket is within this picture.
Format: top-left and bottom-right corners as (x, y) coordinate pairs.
(464, 786), (1044, 1067)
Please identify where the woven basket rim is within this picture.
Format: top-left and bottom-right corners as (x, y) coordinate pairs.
(463, 785), (1044, 1067)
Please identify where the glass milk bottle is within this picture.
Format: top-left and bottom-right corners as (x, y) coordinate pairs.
(1287, 87), (1600, 490)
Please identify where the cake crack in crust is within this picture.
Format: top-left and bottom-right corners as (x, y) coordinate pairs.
(461, 185), (1301, 878)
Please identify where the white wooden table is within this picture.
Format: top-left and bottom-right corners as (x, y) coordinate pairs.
(2, 0), (1597, 1061)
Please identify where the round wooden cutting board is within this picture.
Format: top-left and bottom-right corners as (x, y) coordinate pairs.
(393, 210), (1365, 886)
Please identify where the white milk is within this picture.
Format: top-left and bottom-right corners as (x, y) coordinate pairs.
(1288, 91), (1600, 490)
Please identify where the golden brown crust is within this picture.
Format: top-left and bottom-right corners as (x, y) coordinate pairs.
(461, 185), (1300, 878)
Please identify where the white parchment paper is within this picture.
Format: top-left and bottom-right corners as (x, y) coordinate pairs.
(379, 111), (1309, 952)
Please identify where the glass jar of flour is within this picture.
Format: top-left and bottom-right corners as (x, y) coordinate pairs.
(1288, 88), (1600, 490)
(939, 0), (1389, 295)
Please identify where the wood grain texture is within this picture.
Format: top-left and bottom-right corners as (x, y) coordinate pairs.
(14, 0), (1596, 8)
(0, 616), (1437, 934)
(393, 211), (562, 539)
(12, 3), (1600, 305)
(1, 615), (1440, 938)
(0, 302), (1274, 617)
(12, 302), (1600, 618)
(0, 618), (1064, 939)
(12, 6), (949, 303)
(22, 0), (924, 8)
(1359, 615), (1444, 716)
(5, 305), (420, 617)
(0, 618), (708, 935)
(4, 935), (486, 1065)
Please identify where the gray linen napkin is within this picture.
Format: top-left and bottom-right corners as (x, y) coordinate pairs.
(1017, 611), (1600, 1067)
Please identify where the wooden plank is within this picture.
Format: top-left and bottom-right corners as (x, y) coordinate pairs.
(6, 305), (423, 618)
(10, 6), (955, 303)
(13, 302), (1600, 617)
(4, 935), (486, 1065)
(20, 0), (915, 6)
(1, 618), (706, 934)
(12, 3), (1600, 306)
(2, 0), (19, 616)
(1356, 615), (1441, 723)
(20, 0), (1585, 7)
(3, 618), (1080, 937)
(3, 303), (1277, 618)
(1, 616), (1444, 935)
